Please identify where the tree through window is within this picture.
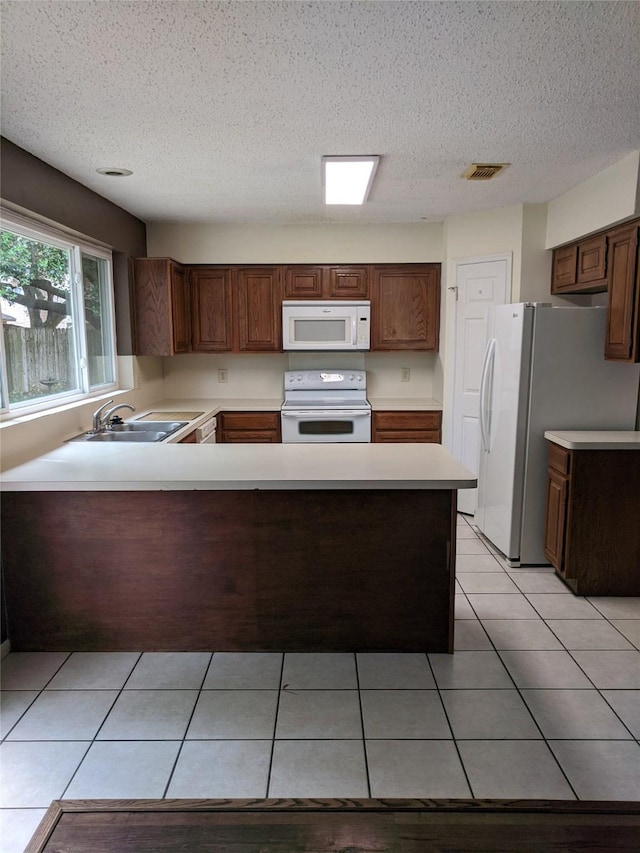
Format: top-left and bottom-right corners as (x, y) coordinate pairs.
(0, 215), (116, 411)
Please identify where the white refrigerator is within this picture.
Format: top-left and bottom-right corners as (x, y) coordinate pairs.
(475, 303), (640, 566)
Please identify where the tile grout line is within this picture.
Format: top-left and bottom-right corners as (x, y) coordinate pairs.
(354, 652), (372, 797)
(265, 653), (287, 797)
(161, 652), (215, 798)
(425, 651), (474, 797)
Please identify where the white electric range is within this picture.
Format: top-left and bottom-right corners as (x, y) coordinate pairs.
(280, 369), (371, 443)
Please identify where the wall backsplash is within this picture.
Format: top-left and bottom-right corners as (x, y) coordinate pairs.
(162, 352), (439, 401)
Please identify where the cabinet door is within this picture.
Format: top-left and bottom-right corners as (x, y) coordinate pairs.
(236, 267), (282, 351)
(190, 268), (233, 352)
(218, 411), (281, 443)
(604, 224), (639, 362)
(170, 263), (191, 353)
(284, 266), (324, 299)
(325, 266), (369, 298)
(371, 265), (440, 350)
(577, 234), (607, 285)
(551, 245), (578, 292)
(133, 258), (187, 356)
(544, 468), (568, 572)
(372, 411), (442, 443)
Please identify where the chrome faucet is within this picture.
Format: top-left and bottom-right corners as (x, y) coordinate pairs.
(90, 400), (136, 432)
(103, 403), (136, 427)
(91, 400), (114, 433)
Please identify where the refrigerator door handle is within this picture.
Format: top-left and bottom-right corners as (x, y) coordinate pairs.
(479, 338), (496, 452)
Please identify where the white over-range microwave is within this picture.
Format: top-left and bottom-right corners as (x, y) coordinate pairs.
(282, 300), (370, 351)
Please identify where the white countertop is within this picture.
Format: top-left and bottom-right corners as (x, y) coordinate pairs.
(0, 442), (477, 492)
(545, 430), (640, 450)
(116, 396), (444, 443)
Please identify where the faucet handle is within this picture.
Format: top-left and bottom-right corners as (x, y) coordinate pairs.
(92, 399), (114, 417)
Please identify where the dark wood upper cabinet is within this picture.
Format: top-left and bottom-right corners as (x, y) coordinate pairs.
(551, 234), (608, 294)
(370, 264), (440, 351)
(549, 218), (639, 362)
(551, 234), (607, 294)
(284, 265), (368, 299)
(132, 258), (190, 356)
(551, 244), (578, 291)
(604, 223), (639, 362)
(284, 266), (324, 299)
(577, 233), (607, 286)
(235, 266), (282, 352)
(190, 267), (233, 352)
(325, 266), (368, 298)
(133, 260), (441, 355)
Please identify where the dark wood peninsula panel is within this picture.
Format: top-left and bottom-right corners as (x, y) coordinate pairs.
(2, 488), (456, 653)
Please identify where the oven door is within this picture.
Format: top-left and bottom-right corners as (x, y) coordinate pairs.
(281, 409), (371, 443)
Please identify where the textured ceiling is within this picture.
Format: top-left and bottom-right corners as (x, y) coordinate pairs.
(1, 0), (639, 225)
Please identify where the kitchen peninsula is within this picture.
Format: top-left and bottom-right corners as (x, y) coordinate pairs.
(1, 443), (475, 654)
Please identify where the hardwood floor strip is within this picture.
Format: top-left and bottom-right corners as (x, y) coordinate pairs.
(26, 799), (640, 853)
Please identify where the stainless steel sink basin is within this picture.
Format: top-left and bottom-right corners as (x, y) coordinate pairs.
(86, 431), (168, 443)
(109, 421), (187, 433)
(68, 420), (188, 443)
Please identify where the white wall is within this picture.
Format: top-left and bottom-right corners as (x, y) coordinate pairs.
(546, 151), (640, 248)
(162, 351), (439, 402)
(147, 222), (443, 264)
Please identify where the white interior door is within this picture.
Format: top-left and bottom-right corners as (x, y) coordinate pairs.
(451, 256), (510, 515)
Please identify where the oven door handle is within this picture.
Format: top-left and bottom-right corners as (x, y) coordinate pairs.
(281, 410), (371, 417)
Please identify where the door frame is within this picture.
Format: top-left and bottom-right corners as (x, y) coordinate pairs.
(442, 253), (512, 474)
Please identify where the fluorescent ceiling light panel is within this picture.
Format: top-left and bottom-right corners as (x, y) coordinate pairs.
(322, 156), (379, 205)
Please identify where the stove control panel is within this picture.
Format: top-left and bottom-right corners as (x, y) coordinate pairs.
(284, 369), (366, 391)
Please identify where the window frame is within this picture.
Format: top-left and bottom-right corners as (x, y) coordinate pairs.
(0, 209), (118, 417)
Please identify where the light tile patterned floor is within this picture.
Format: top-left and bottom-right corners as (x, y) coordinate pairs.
(1, 514), (639, 851)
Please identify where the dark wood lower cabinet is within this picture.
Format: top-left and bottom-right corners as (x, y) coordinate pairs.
(218, 411), (281, 442)
(543, 441), (640, 595)
(2, 488), (456, 653)
(372, 410), (442, 442)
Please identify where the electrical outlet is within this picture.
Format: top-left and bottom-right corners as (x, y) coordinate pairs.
(401, 368), (410, 382)
(218, 368), (228, 383)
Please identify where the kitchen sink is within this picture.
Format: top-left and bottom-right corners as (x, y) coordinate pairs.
(109, 421), (187, 433)
(68, 420), (188, 443)
(85, 431), (169, 443)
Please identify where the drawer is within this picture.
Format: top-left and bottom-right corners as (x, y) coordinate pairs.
(219, 411), (280, 431)
(547, 441), (571, 475)
(375, 430), (440, 443)
(373, 411), (442, 430)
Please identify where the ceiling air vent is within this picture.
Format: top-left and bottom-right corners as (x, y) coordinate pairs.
(461, 163), (509, 181)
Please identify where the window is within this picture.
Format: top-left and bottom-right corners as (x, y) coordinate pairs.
(0, 212), (117, 413)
